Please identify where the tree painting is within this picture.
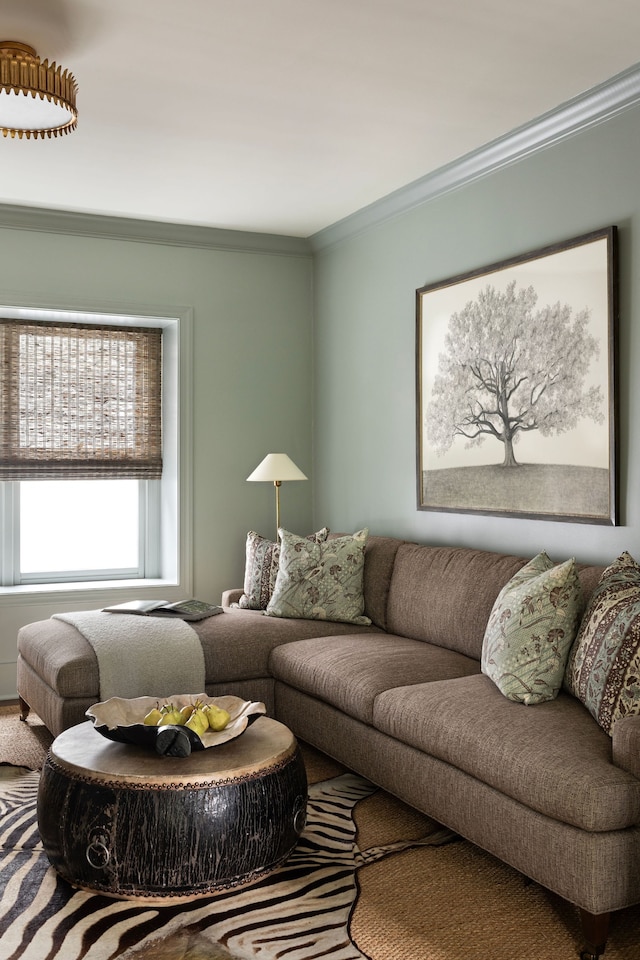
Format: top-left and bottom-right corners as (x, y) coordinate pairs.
(426, 279), (605, 468)
(417, 228), (617, 523)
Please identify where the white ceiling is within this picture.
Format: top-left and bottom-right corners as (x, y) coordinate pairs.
(1, 0), (640, 238)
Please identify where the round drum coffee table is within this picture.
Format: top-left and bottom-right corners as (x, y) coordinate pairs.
(37, 716), (307, 902)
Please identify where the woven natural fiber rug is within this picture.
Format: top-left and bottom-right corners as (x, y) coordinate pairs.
(0, 704), (53, 770)
(2, 705), (640, 959)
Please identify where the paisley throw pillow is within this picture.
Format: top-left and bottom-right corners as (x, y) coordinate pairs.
(266, 528), (371, 625)
(239, 527), (329, 610)
(564, 551), (640, 735)
(481, 552), (582, 705)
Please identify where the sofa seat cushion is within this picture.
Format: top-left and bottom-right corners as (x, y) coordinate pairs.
(373, 673), (640, 832)
(193, 610), (382, 681)
(269, 634), (480, 725)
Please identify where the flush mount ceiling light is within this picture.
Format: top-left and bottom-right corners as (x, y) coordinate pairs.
(0, 40), (77, 139)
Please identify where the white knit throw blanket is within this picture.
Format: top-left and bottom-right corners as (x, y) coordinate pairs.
(52, 610), (206, 701)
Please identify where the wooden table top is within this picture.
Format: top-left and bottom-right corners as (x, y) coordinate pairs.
(48, 716), (298, 786)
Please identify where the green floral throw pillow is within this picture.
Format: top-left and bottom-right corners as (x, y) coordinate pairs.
(481, 552), (582, 705)
(564, 551), (640, 735)
(239, 527), (329, 610)
(266, 528), (371, 625)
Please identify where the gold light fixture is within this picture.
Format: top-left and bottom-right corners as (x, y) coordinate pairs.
(247, 453), (308, 540)
(0, 41), (77, 139)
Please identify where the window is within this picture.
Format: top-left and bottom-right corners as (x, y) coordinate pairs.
(0, 307), (186, 590)
(6, 478), (145, 583)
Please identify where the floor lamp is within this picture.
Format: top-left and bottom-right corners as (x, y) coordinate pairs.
(246, 453), (308, 540)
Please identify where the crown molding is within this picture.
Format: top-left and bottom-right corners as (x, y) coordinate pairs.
(0, 204), (312, 258)
(310, 61), (640, 252)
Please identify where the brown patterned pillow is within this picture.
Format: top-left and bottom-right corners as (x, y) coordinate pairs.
(239, 527), (329, 611)
(564, 551), (640, 735)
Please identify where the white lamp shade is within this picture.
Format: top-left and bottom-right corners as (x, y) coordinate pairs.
(246, 453), (307, 482)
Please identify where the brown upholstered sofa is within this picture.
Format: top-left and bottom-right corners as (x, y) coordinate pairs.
(16, 535), (640, 959)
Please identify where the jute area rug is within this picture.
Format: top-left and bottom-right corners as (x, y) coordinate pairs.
(1, 703), (640, 959)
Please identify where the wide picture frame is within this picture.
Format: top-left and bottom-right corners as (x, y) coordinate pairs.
(416, 226), (618, 525)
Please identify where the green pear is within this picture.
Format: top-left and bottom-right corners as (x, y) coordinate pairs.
(185, 707), (209, 737)
(158, 703), (183, 726)
(179, 703), (195, 723)
(206, 704), (231, 731)
(143, 707), (163, 726)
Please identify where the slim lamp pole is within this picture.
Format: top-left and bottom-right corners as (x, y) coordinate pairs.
(274, 480), (282, 540)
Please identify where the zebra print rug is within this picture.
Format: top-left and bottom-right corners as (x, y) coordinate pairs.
(0, 765), (454, 960)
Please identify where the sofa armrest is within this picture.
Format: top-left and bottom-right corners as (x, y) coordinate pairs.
(612, 716), (640, 779)
(221, 588), (244, 607)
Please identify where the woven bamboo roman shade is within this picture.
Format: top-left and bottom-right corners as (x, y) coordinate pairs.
(0, 320), (162, 480)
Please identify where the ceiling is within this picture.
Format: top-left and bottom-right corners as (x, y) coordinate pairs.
(1, 0), (640, 238)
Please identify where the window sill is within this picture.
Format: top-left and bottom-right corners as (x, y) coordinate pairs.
(0, 579), (181, 606)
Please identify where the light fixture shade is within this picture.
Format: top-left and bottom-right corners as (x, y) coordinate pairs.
(246, 453), (307, 483)
(0, 41), (78, 140)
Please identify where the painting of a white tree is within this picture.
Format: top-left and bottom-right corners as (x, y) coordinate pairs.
(416, 227), (617, 524)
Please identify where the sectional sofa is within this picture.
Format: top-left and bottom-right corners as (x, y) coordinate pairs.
(16, 533), (640, 959)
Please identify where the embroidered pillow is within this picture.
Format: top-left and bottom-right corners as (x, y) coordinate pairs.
(239, 527), (329, 611)
(564, 551), (640, 735)
(481, 552), (582, 705)
(266, 528), (371, 625)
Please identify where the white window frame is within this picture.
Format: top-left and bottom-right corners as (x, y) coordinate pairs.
(0, 300), (193, 604)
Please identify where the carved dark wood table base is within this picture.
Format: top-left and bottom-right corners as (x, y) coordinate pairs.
(37, 717), (307, 903)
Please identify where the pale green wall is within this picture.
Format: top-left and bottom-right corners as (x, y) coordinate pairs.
(0, 225), (313, 697)
(312, 103), (640, 566)
(3, 95), (640, 700)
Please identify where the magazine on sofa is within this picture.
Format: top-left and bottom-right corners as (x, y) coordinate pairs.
(102, 599), (224, 621)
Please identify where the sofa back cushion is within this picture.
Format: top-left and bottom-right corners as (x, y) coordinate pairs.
(386, 545), (529, 660)
(332, 534), (410, 631)
(385, 543), (605, 662)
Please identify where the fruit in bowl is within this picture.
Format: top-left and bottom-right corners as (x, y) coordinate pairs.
(86, 694), (265, 757)
(141, 698), (232, 735)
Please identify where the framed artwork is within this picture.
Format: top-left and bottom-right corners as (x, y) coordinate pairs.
(416, 226), (618, 524)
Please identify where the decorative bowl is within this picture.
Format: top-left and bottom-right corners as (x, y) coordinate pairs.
(86, 694), (266, 757)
